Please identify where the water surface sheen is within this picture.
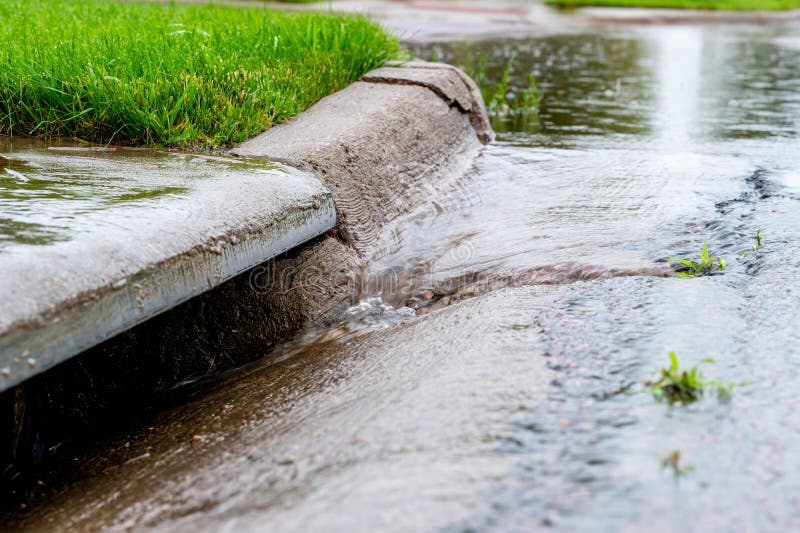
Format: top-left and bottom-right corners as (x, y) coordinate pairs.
(8, 23), (800, 532)
(395, 24), (800, 531)
(0, 138), (276, 248)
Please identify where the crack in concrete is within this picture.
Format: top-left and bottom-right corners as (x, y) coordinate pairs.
(361, 74), (472, 114)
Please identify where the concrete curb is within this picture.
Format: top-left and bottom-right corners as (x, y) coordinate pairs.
(0, 62), (492, 470)
(0, 62), (490, 395)
(232, 61), (492, 258)
(0, 151), (335, 392)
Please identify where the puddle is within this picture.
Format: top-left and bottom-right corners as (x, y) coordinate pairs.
(0, 138), (279, 250)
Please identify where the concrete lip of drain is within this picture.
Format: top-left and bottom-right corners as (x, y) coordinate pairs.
(0, 139), (336, 392)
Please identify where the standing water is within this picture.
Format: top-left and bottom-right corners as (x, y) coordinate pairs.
(6, 22), (800, 532)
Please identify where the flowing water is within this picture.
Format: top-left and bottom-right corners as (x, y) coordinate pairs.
(7, 22), (800, 532)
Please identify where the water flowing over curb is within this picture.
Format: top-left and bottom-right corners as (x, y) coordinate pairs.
(0, 62), (492, 474)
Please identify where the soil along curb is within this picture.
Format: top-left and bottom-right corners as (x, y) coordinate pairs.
(0, 149), (335, 393)
(232, 61), (493, 257)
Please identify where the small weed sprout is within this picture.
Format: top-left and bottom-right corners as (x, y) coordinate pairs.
(667, 242), (726, 278)
(461, 54), (540, 118)
(662, 450), (695, 477)
(739, 227), (763, 259)
(521, 73), (542, 114)
(489, 58), (512, 114)
(648, 352), (742, 405)
(430, 45), (443, 63)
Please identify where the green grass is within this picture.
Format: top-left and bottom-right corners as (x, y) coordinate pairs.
(548, 0), (800, 11)
(429, 48), (540, 129)
(648, 352), (742, 405)
(0, 0), (398, 147)
(461, 54), (540, 119)
(661, 450), (694, 477)
(739, 227), (763, 258)
(667, 242), (726, 278)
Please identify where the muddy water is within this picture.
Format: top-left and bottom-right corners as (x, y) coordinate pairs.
(7, 23), (800, 532)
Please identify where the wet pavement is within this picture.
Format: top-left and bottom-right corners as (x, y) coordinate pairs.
(267, 0), (800, 42)
(6, 14), (800, 533)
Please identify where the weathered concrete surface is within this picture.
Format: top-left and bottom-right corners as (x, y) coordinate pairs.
(232, 62), (492, 258)
(363, 64), (474, 113)
(0, 143), (336, 392)
(366, 61), (494, 144)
